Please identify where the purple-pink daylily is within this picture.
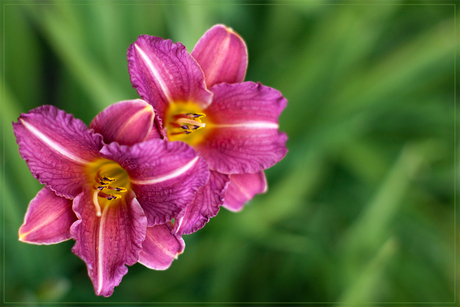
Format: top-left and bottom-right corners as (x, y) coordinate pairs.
(14, 99), (208, 296)
(127, 24), (287, 235)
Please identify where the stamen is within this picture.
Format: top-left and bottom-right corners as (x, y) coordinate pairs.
(185, 113), (205, 119)
(106, 195), (121, 200)
(176, 118), (206, 128)
(93, 171), (127, 201)
(98, 191), (122, 200)
(96, 171), (116, 184)
(169, 112), (207, 136)
(107, 186), (128, 192)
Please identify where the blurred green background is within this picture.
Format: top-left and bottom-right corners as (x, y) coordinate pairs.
(1, 0), (457, 304)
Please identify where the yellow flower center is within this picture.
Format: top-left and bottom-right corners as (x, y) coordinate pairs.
(86, 159), (130, 216)
(165, 102), (211, 146)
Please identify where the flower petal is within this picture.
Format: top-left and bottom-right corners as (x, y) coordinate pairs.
(144, 120), (163, 141)
(100, 140), (210, 226)
(127, 35), (213, 129)
(196, 82), (288, 174)
(70, 185), (147, 297)
(13, 105), (103, 199)
(223, 171), (267, 212)
(18, 187), (76, 244)
(138, 222), (185, 270)
(90, 99), (154, 146)
(192, 24), (248, 88)
(173, 170), (229, 235)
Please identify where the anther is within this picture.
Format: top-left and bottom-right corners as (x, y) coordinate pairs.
(185, 113), (205, 119)
(94, 171), (127, 200)
(107, 186), (128, 192)
(96, 171), (116, 184)
(96, 179), (109, 185)
(176, 118), (206, 128)
(99, 191), (122, 201)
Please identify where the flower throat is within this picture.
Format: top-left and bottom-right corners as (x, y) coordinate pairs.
(165, 102), (210, 145)
(86, 160), (130, 216)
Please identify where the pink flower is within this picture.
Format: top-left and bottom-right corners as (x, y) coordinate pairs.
(128, 25), (288, 235)
(14, 99), (209, 296)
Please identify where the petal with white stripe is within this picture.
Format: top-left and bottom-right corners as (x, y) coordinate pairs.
(19, 187), (76, 244)
(138, 222), (185, 270)
(70, 186), (147, 297)
(90, 99), (154, 146)
(196, 82), (288, 174)
(100, 139), (209, 226)
(13, 105), (103, 199)
(127, 35), (212, 129)
(192, 24), (248, 88)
